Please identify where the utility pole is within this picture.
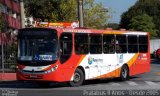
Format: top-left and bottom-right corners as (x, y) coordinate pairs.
(77, 0), (84, 27)
(0, 31), (4, 73)
(20, 0), (25, 28)
(1, 37), (4, 73)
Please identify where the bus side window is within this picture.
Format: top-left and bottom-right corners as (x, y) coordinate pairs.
(116, 35), (127, 53)
(128, 35), (138, 53)
(60, 33), (72, 64)
(103, 35), (115, 54)
(89, 34), (102, 54)
(138, 35), (148, 53)
(75, 33), (89, 54)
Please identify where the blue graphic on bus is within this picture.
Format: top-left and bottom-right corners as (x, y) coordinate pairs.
(119, 54), (123, 63)
(33, 55), (53, 61)
(33, 55), (39, 61)
(88, 57), (93, 65)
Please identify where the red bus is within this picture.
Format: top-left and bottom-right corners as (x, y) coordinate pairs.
(17, 27), (150, 86)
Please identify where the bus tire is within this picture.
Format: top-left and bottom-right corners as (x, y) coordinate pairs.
(69, 68), (84, 87)
(120, 65), (129, 81)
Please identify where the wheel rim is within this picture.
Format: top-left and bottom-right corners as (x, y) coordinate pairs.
(73, 72), (81, 83)
(122, 68), (127, 78)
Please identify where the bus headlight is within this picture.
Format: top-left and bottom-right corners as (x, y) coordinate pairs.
(45, 65), (58, 74)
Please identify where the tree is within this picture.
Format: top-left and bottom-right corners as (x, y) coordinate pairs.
(107, 23), (119, 30)
(120, 0), (160, 38)
(51, 0), (77, 22)
(24, 0), (56, 21)
(0, 15), (7, 32)
(83, 0), (109, 29)
(129, 14), (157, 38)
(24, 0), (110, 29)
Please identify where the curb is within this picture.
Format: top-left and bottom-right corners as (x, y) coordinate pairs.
(0, 80), (19, 84)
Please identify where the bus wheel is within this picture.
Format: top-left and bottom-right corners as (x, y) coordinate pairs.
(69, 68), (84, 87)
(120, 65), (129, 81)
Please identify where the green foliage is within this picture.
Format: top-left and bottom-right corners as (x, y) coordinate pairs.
(107, 23), (119, 30)
(51, 0), (77, 22)
(24, 0), (110, 29)
(24, 0), (77, 22)
(83, 0), (109, 29)
(24, 0), (56, 21)
(0, 15), (7, 32)
(129, 14), (157, 39)
(120, 0), (160, 38)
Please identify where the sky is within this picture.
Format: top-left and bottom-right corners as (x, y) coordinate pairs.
(96, 0), (137, 23)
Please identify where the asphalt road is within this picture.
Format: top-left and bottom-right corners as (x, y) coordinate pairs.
(0, 59), (160, 96)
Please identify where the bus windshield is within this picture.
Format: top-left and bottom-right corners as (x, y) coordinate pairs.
(17, 28), (58, 64)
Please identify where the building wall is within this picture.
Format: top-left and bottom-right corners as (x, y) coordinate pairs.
(0, 0), (19, 80)
(0, 0), (21, 34)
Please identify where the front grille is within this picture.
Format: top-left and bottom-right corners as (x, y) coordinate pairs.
(23, 70), (45, 74)
(24, 74), (43, 79)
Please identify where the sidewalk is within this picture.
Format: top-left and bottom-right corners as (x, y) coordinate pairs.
(0, 73), (16, 81)
(0, 80), (18, 84)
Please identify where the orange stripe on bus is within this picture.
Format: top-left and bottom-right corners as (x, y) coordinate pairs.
(70, 55), (86, 80)
(93, 53), (139, 79)
(127, 53), (139, 67)
(104, 31), (125, 34)
(93, 68), (121, 79)
(76, 55), (86, 67)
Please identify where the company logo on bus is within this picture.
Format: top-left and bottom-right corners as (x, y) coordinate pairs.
(88, 56), (103, 65)
(88, 57), (93, 65)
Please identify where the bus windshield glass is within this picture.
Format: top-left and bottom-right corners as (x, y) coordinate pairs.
(18, 28), (58, 63)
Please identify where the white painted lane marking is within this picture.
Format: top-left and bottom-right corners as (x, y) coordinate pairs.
(145, 81), (158, 86)
(110, 82), (121, 86)
(126, 81), (138, 86)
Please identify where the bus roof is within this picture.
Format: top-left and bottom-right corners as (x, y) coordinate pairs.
(19, 27), (149, 35)
(61, 28), (148, 35)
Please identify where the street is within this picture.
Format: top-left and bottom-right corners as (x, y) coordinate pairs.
(0, 59), (160, 96)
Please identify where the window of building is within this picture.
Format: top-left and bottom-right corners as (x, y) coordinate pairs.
(89, 34), (102, 54)
(0, 4), (7, 13)
(116, 35), (127, 53)
(60, 33), (72, 64)
(128, 35), (138, 53)
(138, 35), (148, 53)
(14, 0), (19, 2)
(75, 33), (89, 54)
(103, 34), (115, 54)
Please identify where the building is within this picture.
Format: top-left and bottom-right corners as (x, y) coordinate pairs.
(0, 0), (21, 37)
(0, 0), (21, 80)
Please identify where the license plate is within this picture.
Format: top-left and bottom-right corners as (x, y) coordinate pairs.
(29, 74), (37, 78)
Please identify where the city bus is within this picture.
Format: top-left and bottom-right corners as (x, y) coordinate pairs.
(17, 27), (150, 87)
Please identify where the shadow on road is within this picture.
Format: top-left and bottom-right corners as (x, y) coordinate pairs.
(0, 80), (69, 89)
(1, 59), (157, 89)
(0, 77), (140, 89)
(151, 58), (160, 64)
